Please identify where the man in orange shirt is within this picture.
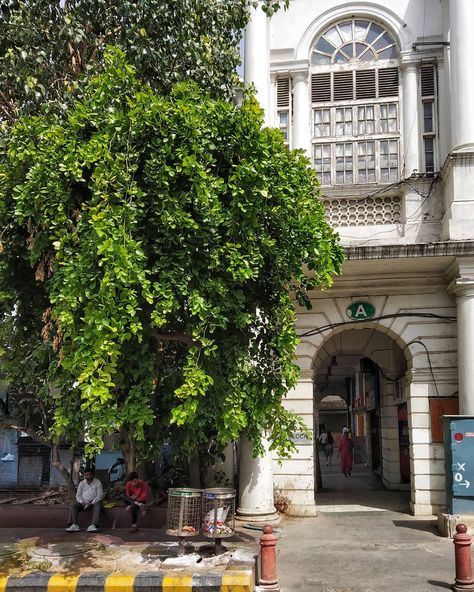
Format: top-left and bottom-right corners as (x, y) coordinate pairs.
(121, 471), (149, 532)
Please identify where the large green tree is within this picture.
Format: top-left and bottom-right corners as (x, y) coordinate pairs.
(0, 0), (286, 122)
(0, 49), (343, 473)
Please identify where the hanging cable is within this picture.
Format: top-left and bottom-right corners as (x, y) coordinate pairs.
(298, 312), (456, 338)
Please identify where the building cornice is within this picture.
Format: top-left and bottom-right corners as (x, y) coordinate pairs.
(344, 241), (474, 261)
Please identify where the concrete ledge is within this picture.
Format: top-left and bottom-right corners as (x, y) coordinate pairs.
(0, 570), (254, 591)
(0, 505), (166, 529)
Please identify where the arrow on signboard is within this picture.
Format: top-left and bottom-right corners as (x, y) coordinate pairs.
(458, 480), (471, 488)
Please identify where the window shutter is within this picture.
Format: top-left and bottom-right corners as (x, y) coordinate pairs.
(421, 65), (436, 97)
(277, 77), (290, 108)
(311, 73), (331, 103)
(333, 71), (354, 101)
(378, 68), (399, 97)
(355, 70), (376, 100)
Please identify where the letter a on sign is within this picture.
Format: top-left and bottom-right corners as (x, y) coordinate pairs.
(346, 302), (376, 320)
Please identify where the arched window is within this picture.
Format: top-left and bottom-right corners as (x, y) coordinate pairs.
(310, 19), (400, 186)
(312, 19), (398, 65)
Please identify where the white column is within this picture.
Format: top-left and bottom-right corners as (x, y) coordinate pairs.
(449, 0), (474, 151)
(292, 71), (310, 158)
(452, 281), (474, 414)
(238, 2), (277, 523)
(401, 61), (420, 177)
(237, 436), (278, 522)
(244, 2), (270, 123)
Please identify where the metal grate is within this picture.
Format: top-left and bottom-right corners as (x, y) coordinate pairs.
(277, 77), (290, 108)
(166, 488), (202, 537)
(322, 195), (402, 226)
(202, 488), (236, 538)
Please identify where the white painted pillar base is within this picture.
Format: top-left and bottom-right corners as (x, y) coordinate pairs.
(237, 436), (279, 522)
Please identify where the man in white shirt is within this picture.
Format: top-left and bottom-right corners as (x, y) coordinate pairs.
(66, 468), (103, 532)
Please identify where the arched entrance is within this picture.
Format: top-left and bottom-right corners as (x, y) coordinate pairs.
(313, 327), (409, 510)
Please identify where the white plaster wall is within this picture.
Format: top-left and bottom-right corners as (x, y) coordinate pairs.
(270, 0), (442, 57)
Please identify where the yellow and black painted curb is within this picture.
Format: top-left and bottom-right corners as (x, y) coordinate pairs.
(0, 570), (254, 591)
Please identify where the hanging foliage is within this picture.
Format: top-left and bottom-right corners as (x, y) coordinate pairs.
(0, 48), (343, 463)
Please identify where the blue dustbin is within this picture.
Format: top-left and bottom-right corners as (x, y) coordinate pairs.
(443, 415), (474, 514)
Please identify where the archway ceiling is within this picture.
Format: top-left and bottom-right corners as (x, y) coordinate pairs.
(313, 328), (407, 397)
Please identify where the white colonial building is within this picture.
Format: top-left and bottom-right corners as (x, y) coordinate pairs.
(238, 0), (474, 518)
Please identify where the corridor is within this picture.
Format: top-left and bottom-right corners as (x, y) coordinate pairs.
(316, 451), (410, 514)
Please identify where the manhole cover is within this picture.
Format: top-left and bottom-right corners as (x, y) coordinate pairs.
(33, 543), (92, 558)
(0, 545), (16, 558)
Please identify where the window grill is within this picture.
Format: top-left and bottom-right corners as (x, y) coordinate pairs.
(322, 195), (402, 226)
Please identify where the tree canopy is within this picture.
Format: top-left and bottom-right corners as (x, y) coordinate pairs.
(0, 48), (343, 466)
(0, 0), (287, 122)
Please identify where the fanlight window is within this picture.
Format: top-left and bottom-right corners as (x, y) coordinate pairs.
(312, 19), (398, 65)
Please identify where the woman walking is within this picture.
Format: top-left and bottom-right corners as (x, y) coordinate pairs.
(323, 430), (335, 466)
(338, 431), (354, 477)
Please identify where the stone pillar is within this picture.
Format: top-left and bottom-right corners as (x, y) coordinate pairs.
(292, 70), (310, 157)
(449, 0), (474, 152)
(238, 2), (277, 523)
(273, 370), (317, 516)
(401, 60), (420, 177)
(237, 436), (278, 522)
(450, 277), (474, 415)
(244, 1), (270, 124)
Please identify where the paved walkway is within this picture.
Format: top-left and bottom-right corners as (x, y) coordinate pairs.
(277, 457), (457, 592)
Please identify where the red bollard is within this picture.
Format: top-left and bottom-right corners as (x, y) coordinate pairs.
(259, 525), (280, 591)
(453, 523), (474, 592)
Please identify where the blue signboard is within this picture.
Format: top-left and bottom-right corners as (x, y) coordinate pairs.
(444, 416), (474, 513)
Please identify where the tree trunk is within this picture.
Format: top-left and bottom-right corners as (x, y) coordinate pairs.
(50, 443), (76, 494)
(189, 446), (201, 488)
(120, 426), (136, 473)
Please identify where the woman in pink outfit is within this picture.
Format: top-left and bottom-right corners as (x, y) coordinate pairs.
(338, 431), (354, 477)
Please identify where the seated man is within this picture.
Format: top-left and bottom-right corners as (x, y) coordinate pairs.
(66, 468), (103, 532)
(120, 471), (149, 533)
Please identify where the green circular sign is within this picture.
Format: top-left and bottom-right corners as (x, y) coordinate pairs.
(346, 301), (375, 320)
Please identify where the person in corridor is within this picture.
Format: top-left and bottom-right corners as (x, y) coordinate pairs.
(322, 430), (335, 466)
(338, 431), (354, 477)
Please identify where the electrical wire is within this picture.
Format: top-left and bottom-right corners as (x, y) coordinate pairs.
(298, 312), (456, 338)
(403, 338), (440, 398)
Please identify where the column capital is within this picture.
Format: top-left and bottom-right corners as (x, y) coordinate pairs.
(291, 70), (309, 84)
(448, 278), (474, 299)
(399, 53), (419, 69)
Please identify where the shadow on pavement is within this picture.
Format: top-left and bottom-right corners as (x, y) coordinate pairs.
(393, 519), (441, 536)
